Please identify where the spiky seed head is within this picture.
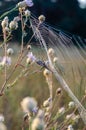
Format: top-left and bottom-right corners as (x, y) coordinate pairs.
(38, 15), (45, 23)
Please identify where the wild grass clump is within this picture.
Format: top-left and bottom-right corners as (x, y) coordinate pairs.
(0, 0), (86, 130)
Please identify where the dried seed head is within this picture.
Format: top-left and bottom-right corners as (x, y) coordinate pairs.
(48, 48), (54, 56)
(0, 114), (4, 122)
(53, 57), (58, 63)
(46, 107), (50, 112)
(68, 101), (75, 108)
(1, 56), (11, 66)
(26, 58), (31, 64)
(9, 21), (18, 30)
(43, 69), (50, 77)
(19, 7), (23, 13)
(14, 17), (20, 22)
(37, 109), (44, 119)
(58, 107), (65, 115)
(18, 1), (27, 8)
(0, 122), (7, 130)
(67, 125), (74, 130)
(38, 15), (45, 23)
(1, 17), (9, 28)
(72, 114), (80, 123)
(31, 117), (45, 130)
(56, 88), (62, 95)
(7, 48), (14, 55)
(66, 114), (73, 120)
(43, 100), (49, 107)
(27, 45), (31, 50)
(18, 0), (34, 8)
(25, 0), (34, 7)
(25, 10), (31, 17)
(20, 97), (37, 113)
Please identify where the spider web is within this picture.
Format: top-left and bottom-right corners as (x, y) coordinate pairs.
(29, 15), (86, 124)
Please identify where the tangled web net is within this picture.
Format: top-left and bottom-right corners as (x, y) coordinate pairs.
(29, 15), (86, 124)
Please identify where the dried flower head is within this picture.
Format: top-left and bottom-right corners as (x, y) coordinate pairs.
(48, 48), (54, 56)
(67, 125), (74, 130)
(53, 57), (58, 63)
(72, 114), (80, 123)
(58, 107), (65, 115)
(0, 122), (7, 130)
(43, 69), (50, 77)
(7, 48), (14, 55)
(0, 114), (4, 122)
(26, 52), (36, 64)
(25, 10), (31, 17)
(56, 87), (62, 95)
(1, 56), (11, 66)
(66, 114), (73, 120)
(25, 0), (34, 7)
(45, 107), (50, 112)
(31, 117), (45, 130)
(1, 17), (9, 28)
(13, 17), (20, 22)
(18, 1), (27, 8)
(9, 21), (18, 30)
(68, 101), (75, 108)
(38, 15), (45, 23)
(43, 100), (49, 107)
(27, 45), (31, 50)
(37, 109), (44, 119)
(0, 114), (7, 130)
(18, 0), (34, 8)
(32, 107), (38, 114)
(20, 97), (37, 113)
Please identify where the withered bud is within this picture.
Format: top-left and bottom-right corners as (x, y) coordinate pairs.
(27, 45), (31, 50)
(56, 88), (62, 95)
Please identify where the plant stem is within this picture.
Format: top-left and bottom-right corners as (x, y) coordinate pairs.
(0, 6), (17, 20)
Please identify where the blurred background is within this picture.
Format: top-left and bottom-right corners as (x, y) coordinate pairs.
(0, 0), (86, 39)
(0, 1), (86, 130)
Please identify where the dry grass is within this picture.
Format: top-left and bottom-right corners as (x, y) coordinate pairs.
(0, 44), (86, 129)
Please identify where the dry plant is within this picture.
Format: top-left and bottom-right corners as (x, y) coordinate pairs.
(0, 0), (86, 130)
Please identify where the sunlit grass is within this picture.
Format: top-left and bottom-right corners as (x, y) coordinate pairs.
(0, 44), (85, 129)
